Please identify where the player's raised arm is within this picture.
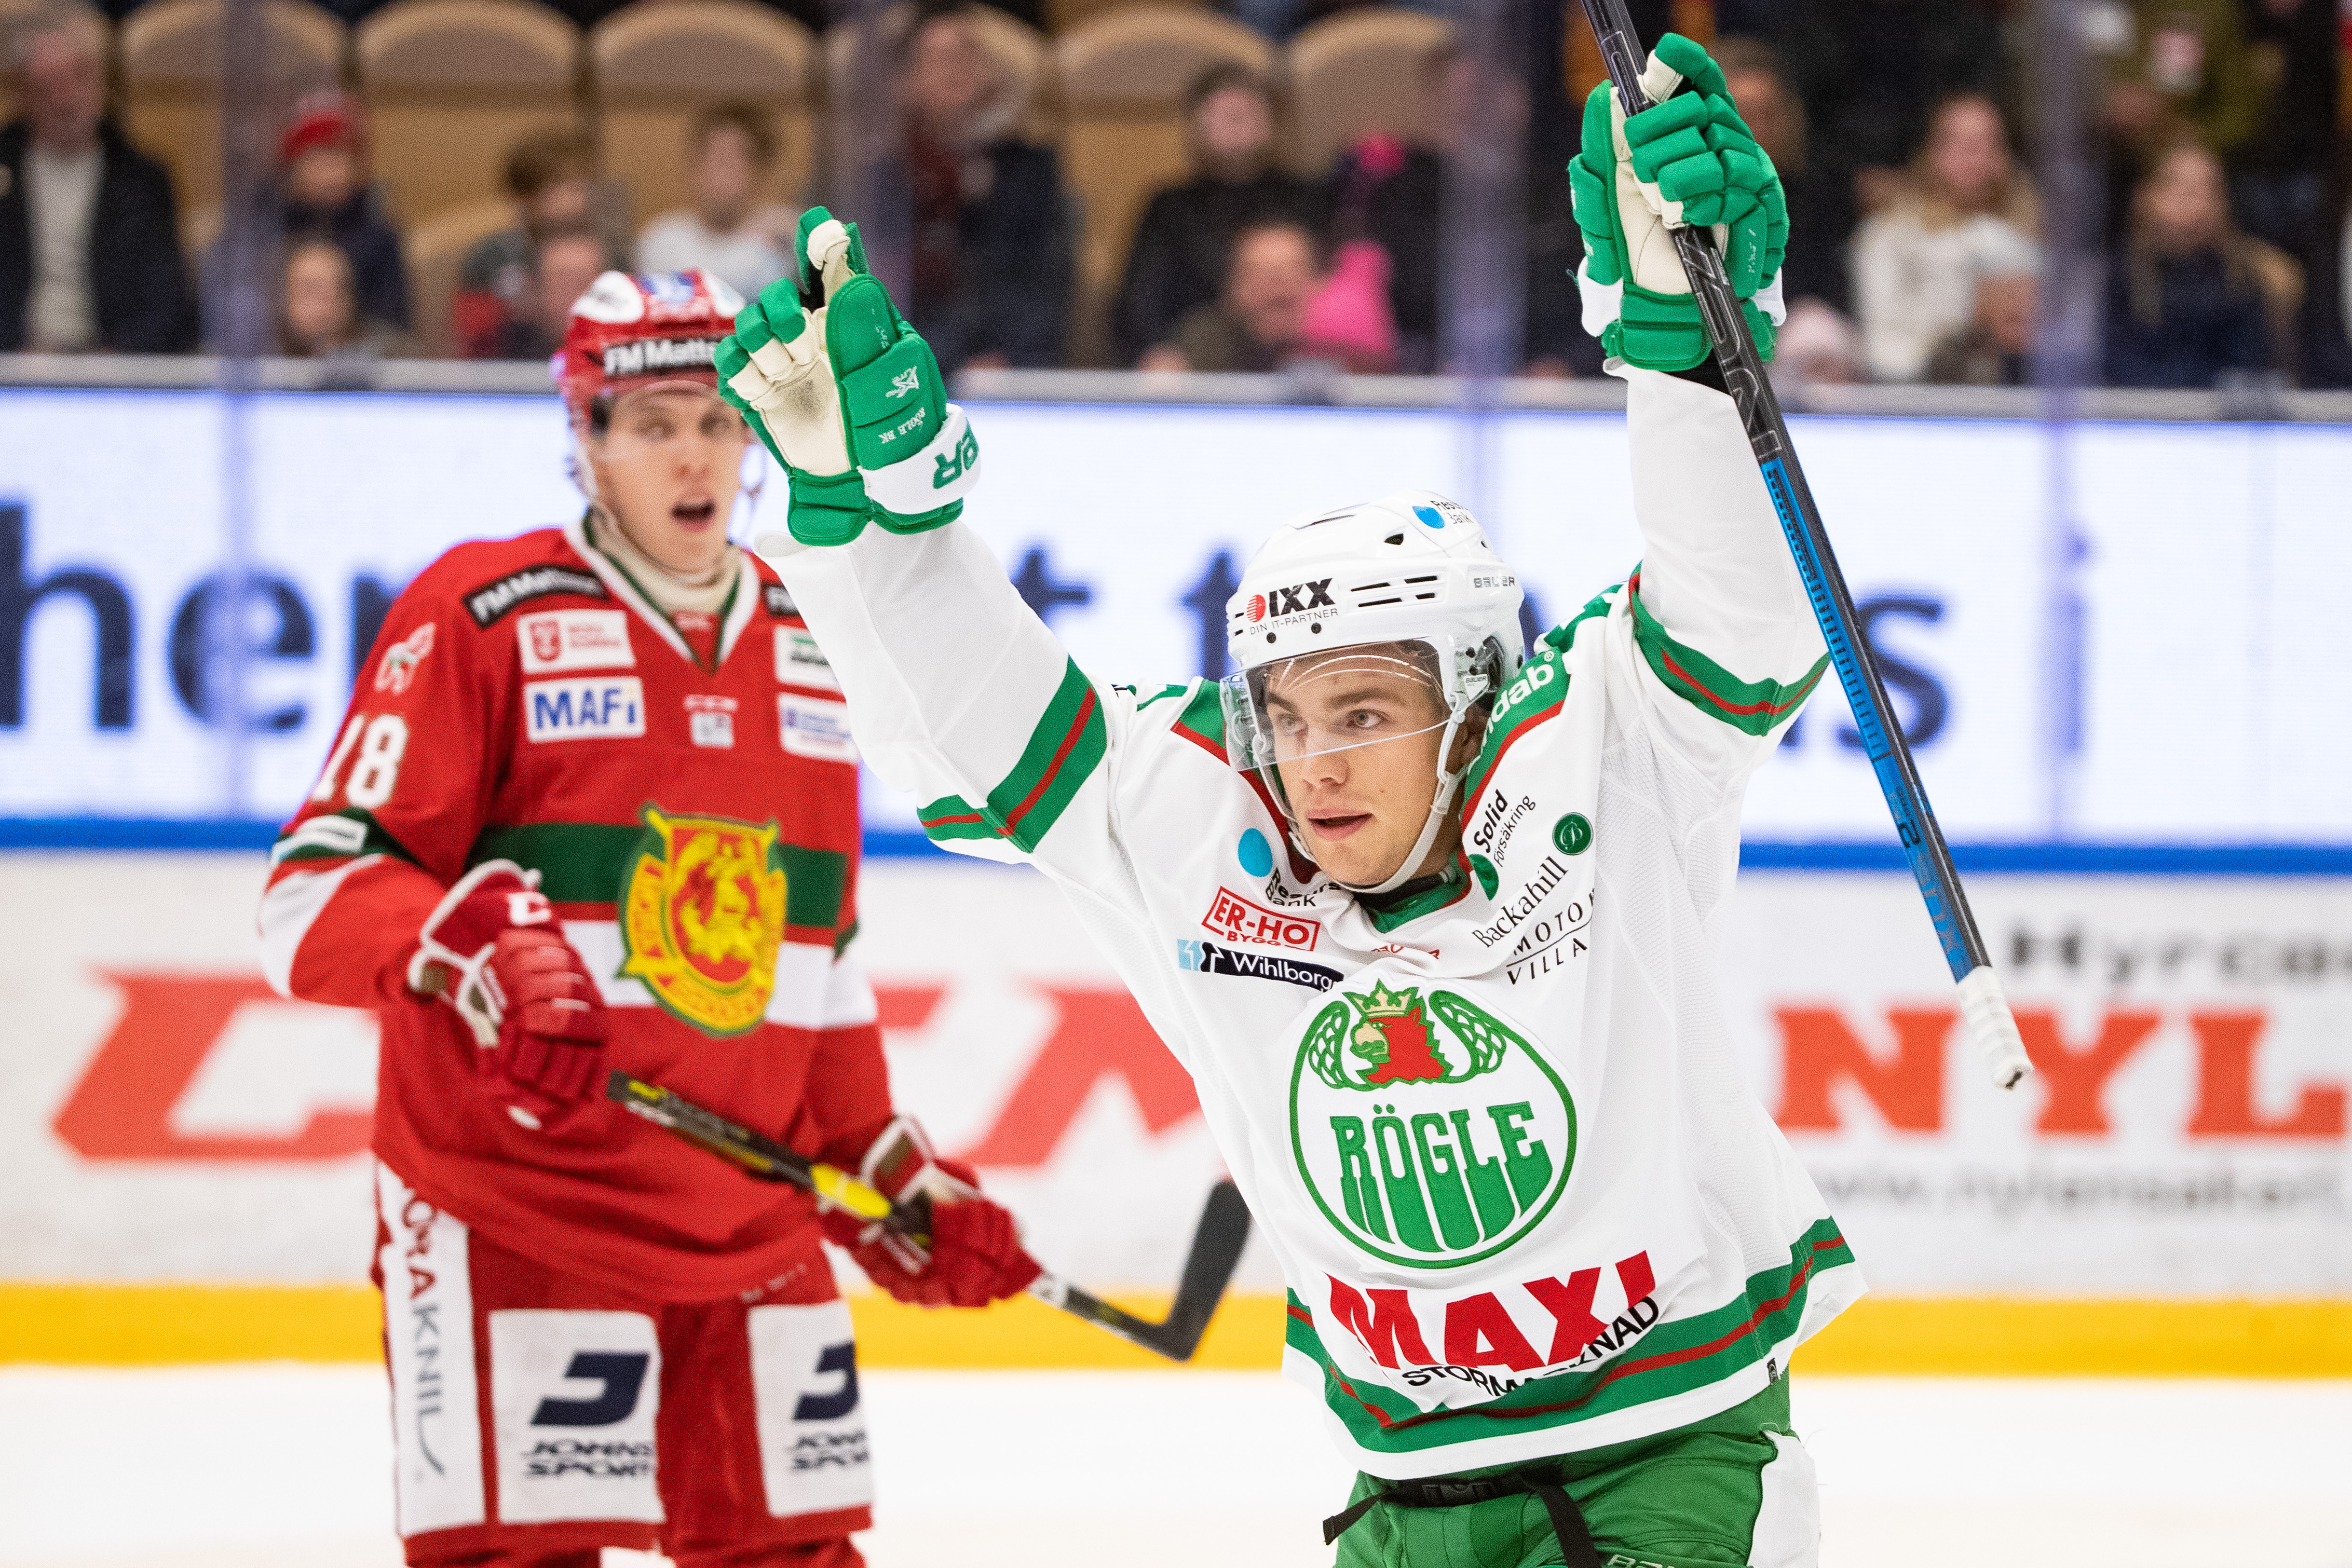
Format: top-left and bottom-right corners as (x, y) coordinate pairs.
(1570, 34), (1828, 767)
(717, 211), (1144, 876)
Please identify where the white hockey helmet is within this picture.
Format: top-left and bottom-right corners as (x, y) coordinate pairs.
(1220, 490), (1526, 894)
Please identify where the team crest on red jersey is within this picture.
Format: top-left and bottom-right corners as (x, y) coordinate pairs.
(527, 619), (562, 665)
(373, 623), (435, 694)
(619, 807), (787, 1035)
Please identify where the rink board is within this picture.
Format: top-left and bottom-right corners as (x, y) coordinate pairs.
(2, 852), (2345, 1370)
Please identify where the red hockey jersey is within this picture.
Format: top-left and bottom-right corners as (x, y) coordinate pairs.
(261, 513), (887, 1301)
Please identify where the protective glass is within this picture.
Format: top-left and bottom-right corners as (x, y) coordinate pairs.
(1221, 639), (1464, 776)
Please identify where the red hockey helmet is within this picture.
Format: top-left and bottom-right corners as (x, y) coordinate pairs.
(555, 269), (746, 434)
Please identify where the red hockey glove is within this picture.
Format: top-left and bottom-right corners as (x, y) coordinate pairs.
(410, 861), (607, 1128)
(820, 1117), (1043, 1308)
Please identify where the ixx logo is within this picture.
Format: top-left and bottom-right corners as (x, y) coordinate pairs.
(1249, 579), (1335, 621)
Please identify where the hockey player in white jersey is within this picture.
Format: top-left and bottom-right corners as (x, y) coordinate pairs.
(719, 34), (1855, 1568)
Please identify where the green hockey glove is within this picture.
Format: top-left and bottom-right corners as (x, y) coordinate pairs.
(1568, 32), (1789, 372)
(715, 207), (980, 547)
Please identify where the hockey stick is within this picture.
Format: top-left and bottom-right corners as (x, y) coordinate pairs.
(1577, 0), (2032, 1090)
(606, 1071), (1252, 1360)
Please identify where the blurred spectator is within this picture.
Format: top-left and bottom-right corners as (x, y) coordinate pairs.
(276, 94), (409, 331)
(1141, 219), (1321, 372)
(1850, 93), (2039, 382)
(1771, 296), (1868, 387)
(1776, 0), (2005, 217)
(1716, 35), (1855, 314)
(894, 0), (1070, 370)
(2102, 141), (2277, 388)
(2317, 164), (2352, 388)
(2231, 0), (2339, 253)
(451, 130), (624, 362)
(1923, 246), (2037, 386)
(463, 223), (615, 361)
(540, 0), (832, 31)
(1113, 64), (1325, 367)
(274, 234), (416, 360)
(1297, 237), (1398, 372)
(1328, 42), (1586, 376)
(2096, 0), (2260, 166)
(635, 103), (795, 302)
(0, 0), (197, 352)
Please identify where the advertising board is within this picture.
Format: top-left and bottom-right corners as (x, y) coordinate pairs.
(6, 389), (2352, 841)
(8, 854), (2344, 1299)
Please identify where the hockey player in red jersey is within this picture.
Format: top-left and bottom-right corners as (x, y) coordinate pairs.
(260, 268), (1040, 1568)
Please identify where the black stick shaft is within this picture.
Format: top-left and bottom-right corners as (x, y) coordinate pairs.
(1577, 0), (1987, 984)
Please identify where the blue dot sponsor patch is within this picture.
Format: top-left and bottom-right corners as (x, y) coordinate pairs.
(1238, 828), (1274, 877)
(1413, 505), (1447, 530)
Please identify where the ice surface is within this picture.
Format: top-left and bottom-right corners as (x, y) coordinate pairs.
(0, 1368), (2345, 1568)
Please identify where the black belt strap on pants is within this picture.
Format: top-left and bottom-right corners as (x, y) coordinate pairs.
(1322, 1462), (1605, 1567)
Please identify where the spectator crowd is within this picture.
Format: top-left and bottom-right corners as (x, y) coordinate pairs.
(2, 0), (2348, 389)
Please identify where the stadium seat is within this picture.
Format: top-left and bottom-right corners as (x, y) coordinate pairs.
(1284, 6), (1450, 178)
(1043, 0), (1205, 40)
(590, 0), (817, 229)
(404, 195), (515, 357)
(116, 0), (347, 217)
(1055, 6), (1270, 364)
(358, 0), (582, 226)
(822, 3), (1056, 149)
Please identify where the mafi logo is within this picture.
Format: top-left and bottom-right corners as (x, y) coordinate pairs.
(1291, 980), (1575, 1269)
(373, 623), (434, 694)
(619, 808), (788, 1035)
(1202, 887), (1318, 950)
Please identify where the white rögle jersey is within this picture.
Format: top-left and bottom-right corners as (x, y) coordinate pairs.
(763, 365), (1865, 1479)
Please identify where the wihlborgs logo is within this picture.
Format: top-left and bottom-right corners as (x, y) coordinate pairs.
(1245, 579), (1335, 623)
(1176, 938), (1341, 992)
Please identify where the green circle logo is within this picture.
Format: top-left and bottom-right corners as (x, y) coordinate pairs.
(1553, 812), (1593, 855)
(1469, 854), (1499, 897)
(1289, 981), (1577, 1270)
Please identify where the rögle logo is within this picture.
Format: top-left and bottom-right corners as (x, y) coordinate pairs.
(1289, 980), (1575, 1270)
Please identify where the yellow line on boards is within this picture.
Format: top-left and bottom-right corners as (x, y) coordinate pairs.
(3, 1284), (2348, 1376)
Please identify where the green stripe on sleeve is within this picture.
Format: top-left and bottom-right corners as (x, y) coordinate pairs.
(917, 794), (999, 843)
(1173, 678), (1227, 749)
(917, 658), (1108, 855)
(270, 808), (419, 868)
(1627, 573), (1828, 737)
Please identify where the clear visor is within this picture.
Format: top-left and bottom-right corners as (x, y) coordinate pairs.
(1221, 639), (1468, 775)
